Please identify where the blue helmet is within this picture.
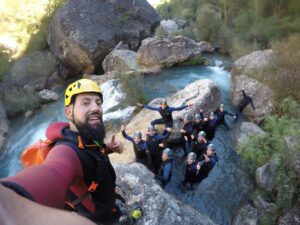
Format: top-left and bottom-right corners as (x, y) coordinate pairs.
(208, 143), (215, 150)
(195, 114), (201, 120)
(187, 152), (197, 161)
(198, 131), (206, 138)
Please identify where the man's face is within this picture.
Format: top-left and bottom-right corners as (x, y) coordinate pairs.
(195, 118), (201, 123)
(65, 93), (105, 143)
(162, 153), (168, 161)
(148, 129), (156, 136)
(160, 103), (167, 110)
(220, 107), (224, 112)
(198, 136), (204, 142)
(187, 158), (194, 165)
(207, 148), (213, 156)
(134, 136), (141, 144)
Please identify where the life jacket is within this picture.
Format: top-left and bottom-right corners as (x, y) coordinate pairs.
(159, 106), (173, 122)
(20, 122), (117, 218)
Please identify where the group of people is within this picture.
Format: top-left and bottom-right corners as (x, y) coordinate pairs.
(122, 90), (255, 190)
(0, 78), (255, 224)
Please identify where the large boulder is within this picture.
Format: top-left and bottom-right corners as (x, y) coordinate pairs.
(48, 0), (160, 74)
(114, 163), (217, 225)
(232, 49), (274, 75)
(102, 50), (141, 73)
(236, 122), (266, 146)
(232, 204), (258, 225)
(136, 36), (213, 69)
(109, 79), (221, 163)
(256, 161), (278, 192)
(0, 100), (9, 151)
(277, 208), (300, 225)
(7, 50), (57, 90)
(159, 19), (188, 34)
(232, 75), (274, 124)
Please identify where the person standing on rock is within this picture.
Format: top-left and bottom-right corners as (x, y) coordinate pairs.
(196, 144), (218, 183)
(202, 112), (220, 141)
(189, 131), (209, 161)
(136, 98), (191, 131)
(121, 124), (152, 168)
(155, 148), (173, 188)
(235, 90), (255, 120)
(146, 125), (171, 175)
(181, 152), (200, 191)
(1, 79), (124, 224)
(214, 104), (236, 129)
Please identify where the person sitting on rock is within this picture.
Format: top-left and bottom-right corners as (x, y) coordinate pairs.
(121, 124), (152, 169)
(181, 152), (200, 191)
(196, 144), (218, 183)
(235, 90), (255, 120)
(137, 98), (191, 131)
(189, 131), (209, 161)
(146, 125), (171, 175)
(192, 111), (205, 140)
(214, 104), (235, 130)
(155, 148), (173, 188)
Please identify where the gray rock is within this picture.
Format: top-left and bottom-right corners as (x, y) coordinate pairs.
(110, 79), (221, 163)
(232, 204), (258, 225)
(198, 41), (215, 53)
(277, 208), (300, 225)
(284, 136), (300, 177)
(256, 161), (278, 191)
(38, 89), (59, 103)
(160, 19), (180, 33)
(114, 163), (217, 225)
(48, 0), (160, 74)
(102, 50), (141, 73)
(0, 100), (9, 151)
(253, 196), (275, 214)
(8, 50), (57, 90)
(136, 36), (212, 69)
(232, 49), (274, 75)
(232, 75), (274, 124)
(237, 122), (266, 145)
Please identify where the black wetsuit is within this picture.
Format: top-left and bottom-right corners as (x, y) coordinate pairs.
(236, 90), (255, 116)
(182, 161), (199, 188)
(214, 108), (234, 129)
(155, 159), (173, 188)
(143, 104), (188, 128)
(196, 154), (218, 183)
(202, 118), (220, 141)
(146, 131), (170, 174)
(190, 140), (209, 160)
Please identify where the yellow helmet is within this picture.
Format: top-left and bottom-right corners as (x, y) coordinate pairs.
(64, 79), (102, 106)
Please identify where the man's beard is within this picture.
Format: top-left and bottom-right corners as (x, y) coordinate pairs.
(74, 114), (106, 144)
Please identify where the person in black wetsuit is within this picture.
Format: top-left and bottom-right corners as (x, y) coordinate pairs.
(214, 104), (236, 130)
(192, 112), (205, 140)
(235, 90), (255, 120)
(168, 114), (194, 157)
(146, 125), (171, 175)
(202, 112), (220, 141)
(120, 124), (151, 168)
(196, 144), (218, 183)
(137, 98), (191, 129)
(155, 148), (173, 188)
(189, 131), (209, 161)
(181, 152), (200, 190)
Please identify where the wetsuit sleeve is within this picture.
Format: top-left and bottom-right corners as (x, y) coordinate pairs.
(242, 90), (246, 98)
(160, 131), (171, 140)
(168, 105), (188, 111)
(143, 105), (160, 111)
(225, 110), (234, 117)
(121, 130), (134, 143)
(1, 145), (83, 209)
(200, 112), (204, 120)
(162, 163), (172, 181)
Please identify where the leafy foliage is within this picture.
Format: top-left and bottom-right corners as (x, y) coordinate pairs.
(156, 0), (300, 56)
(237, 114), (300, 221)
